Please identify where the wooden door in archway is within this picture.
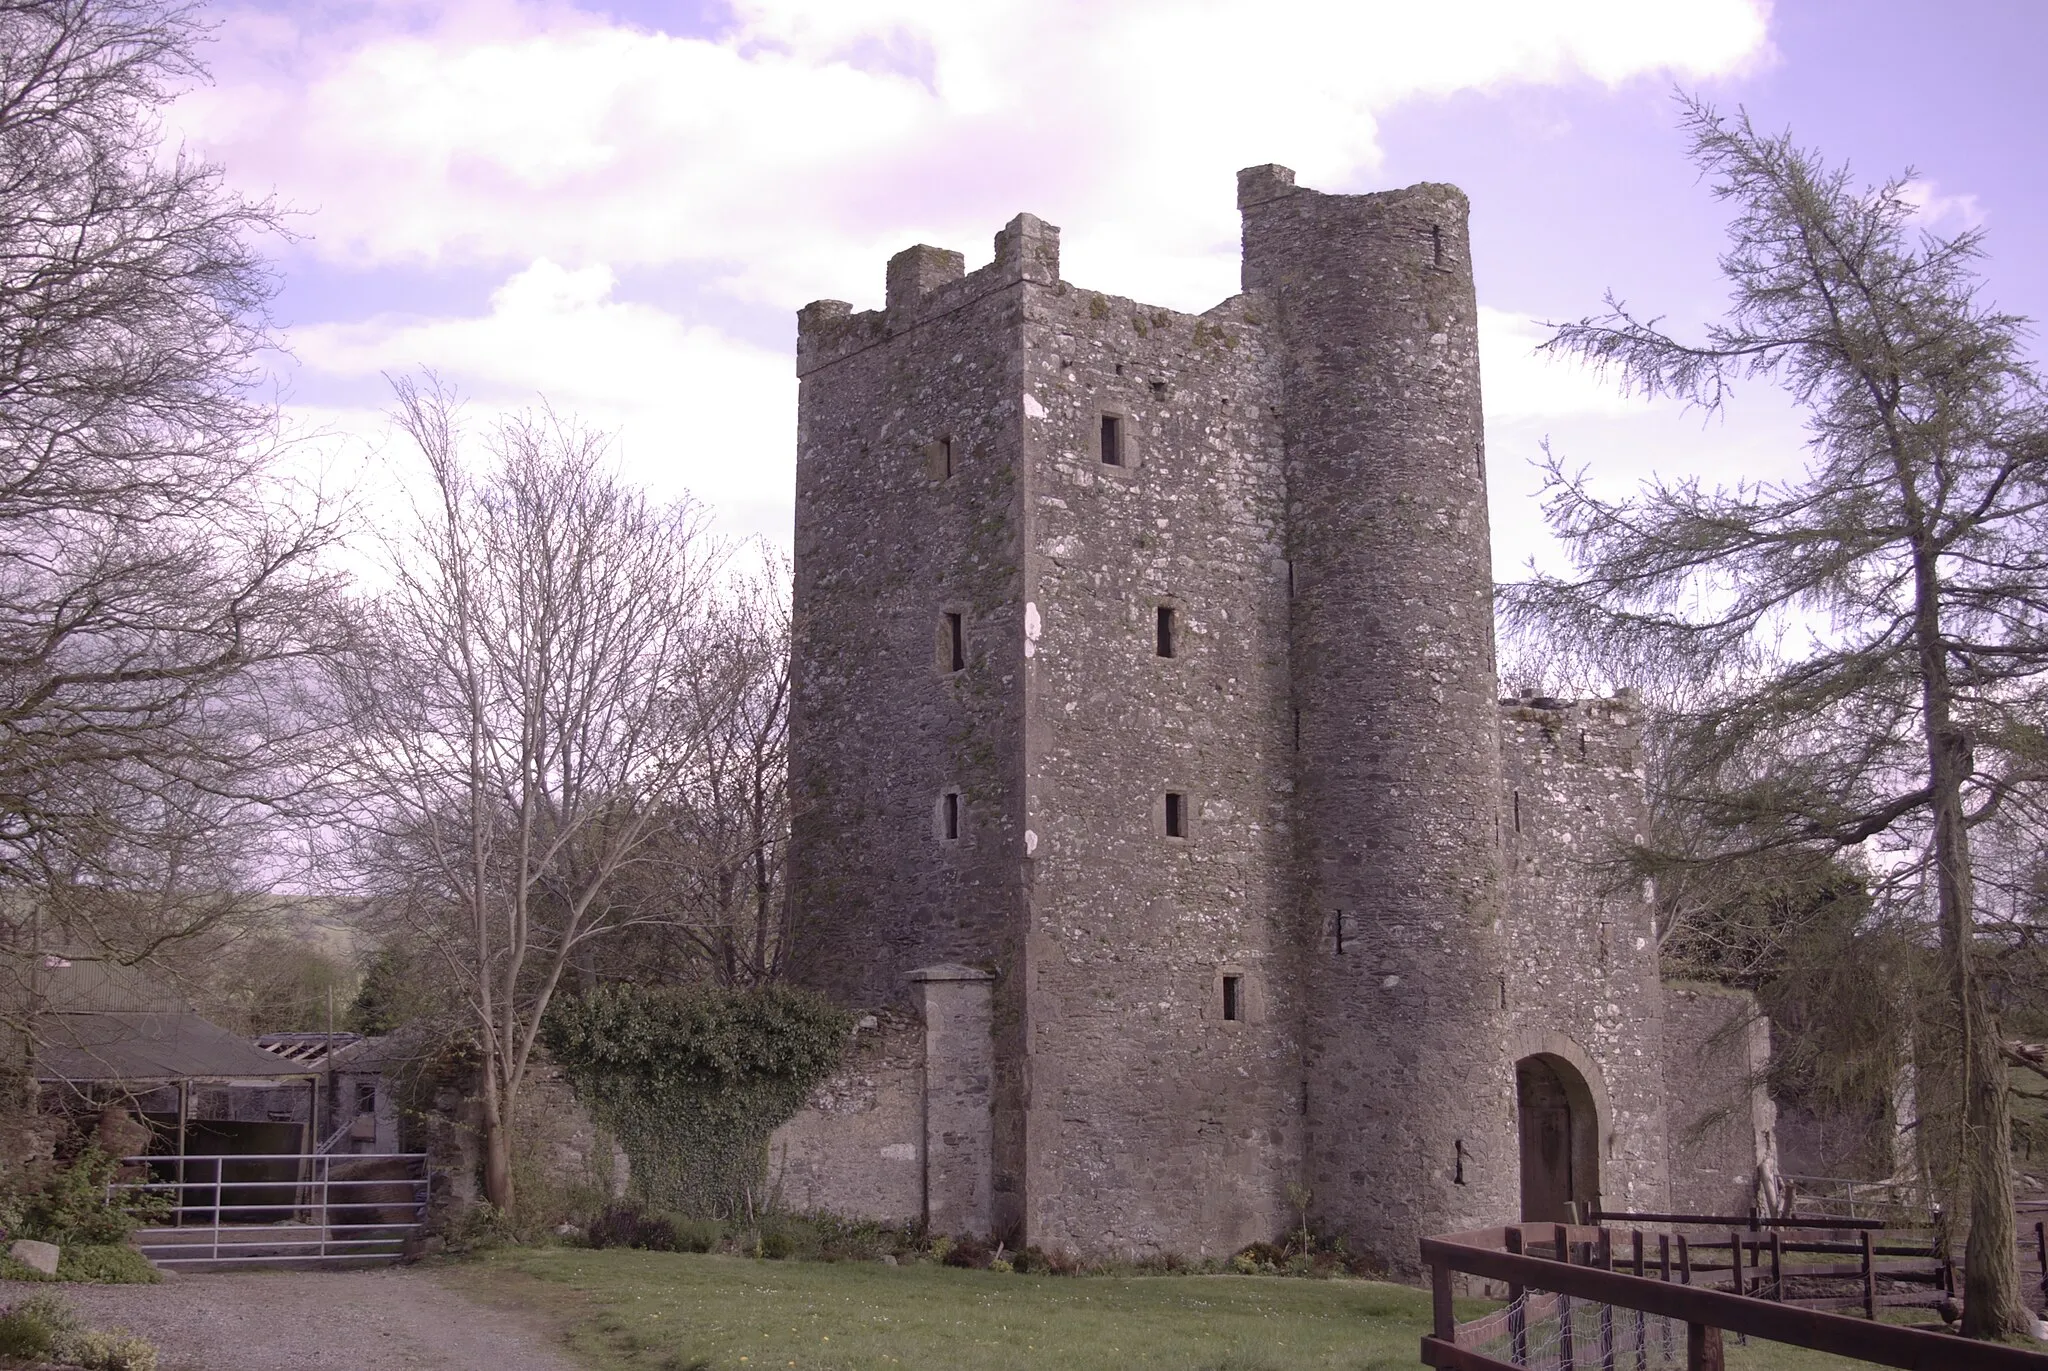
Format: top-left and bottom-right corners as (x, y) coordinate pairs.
(1517, 1055), (1578, 1223)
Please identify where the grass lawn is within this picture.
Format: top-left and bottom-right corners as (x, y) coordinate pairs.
(452, 1247), (1874, 1371)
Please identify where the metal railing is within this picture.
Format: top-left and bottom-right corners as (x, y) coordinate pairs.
(113, 1152), (429, 1265)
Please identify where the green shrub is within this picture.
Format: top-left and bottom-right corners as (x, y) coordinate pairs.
(0, 1292), (76, 1358)
(0, 1243), (160, 1285)
(9, 1147), (170, 1247)
(60, 1326), (159, 1371)
(59, 1244), (162, 1284)
(669, 1217), (724, 1253)
(0, 1291), (161, 1367)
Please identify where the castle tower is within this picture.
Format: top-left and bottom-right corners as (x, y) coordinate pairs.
(1239, 166), (1515, 1252)
(789, 167), (1513, 1261)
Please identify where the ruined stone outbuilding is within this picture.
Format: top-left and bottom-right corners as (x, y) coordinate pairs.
(774, 166), (1777, 1266)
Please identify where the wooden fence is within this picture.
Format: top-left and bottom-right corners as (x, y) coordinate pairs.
(1420, 1223), (2048, 1371)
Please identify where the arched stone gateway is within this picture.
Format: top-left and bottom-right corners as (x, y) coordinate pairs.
(1517, 1053), (1601, 1224)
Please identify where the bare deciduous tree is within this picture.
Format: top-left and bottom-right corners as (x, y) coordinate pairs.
(337, 378), (719, 1212)
(586, 557), (793, 988)
(0, 0), (348, 1042)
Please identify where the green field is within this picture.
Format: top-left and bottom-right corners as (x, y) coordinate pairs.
(455, 1248), (1871, 1371)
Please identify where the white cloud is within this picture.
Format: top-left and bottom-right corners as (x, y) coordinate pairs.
(1900, 178), (1985, 231)
(1477, 307), (1657, 422)
(184, 0), (1771, 312)
(288, 260), (795, 538)
(178, 0), (1771, 555)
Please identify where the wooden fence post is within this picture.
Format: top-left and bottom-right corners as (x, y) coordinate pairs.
(1687, 1323), (1725, 1371)
(1678, 1234), (1692, 1286)
(1729, 1232), (1744, 1297)
(1769, 1231), (1783, 1302)
(1595, 1227), (1616, 1371)
(1860, 1230), (1876, 1321)
(1661, 1233), (1677, 1363)
(1631, 1230), (1647, 1371)
(1430, 1254), (1454, 1344)
(1506, 1226), (1529, 1368)
(1555, 1228), (1577, 1371)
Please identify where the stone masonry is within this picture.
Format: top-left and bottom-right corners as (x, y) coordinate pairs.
(785, 167), (1775, 1265)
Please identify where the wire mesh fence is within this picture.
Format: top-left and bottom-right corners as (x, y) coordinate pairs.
(1456, 1289), (1686, 1370)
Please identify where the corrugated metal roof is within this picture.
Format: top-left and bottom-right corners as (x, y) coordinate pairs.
(255, 1032), (362, 1067)
(36, 1012), (315, 1082)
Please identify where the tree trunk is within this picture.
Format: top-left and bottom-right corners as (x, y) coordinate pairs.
(1930, 716), (2027, 1340)
(1961, 988), (2025, 1339)
(480, 1065), (516, 1213)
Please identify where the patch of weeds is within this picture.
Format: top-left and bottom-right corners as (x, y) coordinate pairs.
(0, 1292), (76, 1359)
(0, 1294), (158, 1369)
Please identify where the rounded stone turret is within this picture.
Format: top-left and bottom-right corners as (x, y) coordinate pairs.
(1240, 166), (1514, 1261)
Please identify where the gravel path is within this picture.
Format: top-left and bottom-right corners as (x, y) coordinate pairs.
(4, 1267), (587, 1371)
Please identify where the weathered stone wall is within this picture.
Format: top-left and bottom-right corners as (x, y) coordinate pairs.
(785, 165), (1772, 1264)
(786, 227), (1033, 1009)
(1501, 695), (1671, 1215)
(1663, 981), (1778, 1215)
(1241, 166), (1514, 1265)
(1017, 248), (1298, 1256)
(767, 1013), (923, 1222)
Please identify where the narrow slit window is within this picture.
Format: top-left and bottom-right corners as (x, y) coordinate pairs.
(1155, 605), (1176, 658)
(1164, 791), (1185, 838)
(943, 792), (960, 841)
(946, 612), (965, 673)
(941, 436), (954, 479)
(1100, 414), (1124, 466)
(1222, 975), (1243, 1022)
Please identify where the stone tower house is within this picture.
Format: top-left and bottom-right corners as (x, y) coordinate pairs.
(784, 167), (1773, 1266)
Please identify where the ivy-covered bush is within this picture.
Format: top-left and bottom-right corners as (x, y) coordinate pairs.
(541, 984), (849, 1218)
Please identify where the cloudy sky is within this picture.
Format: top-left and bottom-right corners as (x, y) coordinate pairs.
(168, 0), (2048, 575)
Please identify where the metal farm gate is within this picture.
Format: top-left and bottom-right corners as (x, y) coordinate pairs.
(116, 1152), (430, 1266)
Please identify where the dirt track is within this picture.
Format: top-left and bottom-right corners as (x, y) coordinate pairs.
(3, 1267), (585, 1371)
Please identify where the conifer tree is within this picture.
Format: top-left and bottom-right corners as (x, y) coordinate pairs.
(1505, 98), (2048, 1339)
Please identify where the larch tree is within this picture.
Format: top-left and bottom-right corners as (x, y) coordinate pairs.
(1502, 99), (2048, 1339)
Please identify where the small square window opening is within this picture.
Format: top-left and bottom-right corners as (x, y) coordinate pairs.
(1222, 975), (1243, 1022)
(1100, 414), (1124, 467)
(1164, 791), (1185, 838)
(1155, 605), (1176, 658)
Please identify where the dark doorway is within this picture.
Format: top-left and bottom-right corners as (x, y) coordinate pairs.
(1517, 1054), (1598, 1223)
